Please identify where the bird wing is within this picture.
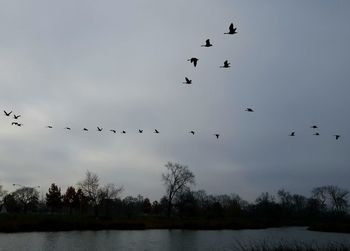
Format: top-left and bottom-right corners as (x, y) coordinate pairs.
(229, 23), (234, 31)
(185, 77), (190, 82)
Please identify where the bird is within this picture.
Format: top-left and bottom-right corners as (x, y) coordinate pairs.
(220, 60), (230, 68)
(182, 77), (192, 84)
(201, 39), (213, 47)
(313, 132), (320, 136)
(4, 110), (12, 116)
(110, 129), (116, 133)
(121, 130), (126, 134)
(13, 114), (21, 119)
(11, 122), (18, 126)
(289, 132), (295, 136)
(139, 129), (143, 133)
(333, 135), (341, 140)
(214, 134), (220, 139)
(224, 23), (237, 35)
(245, 108), (254, 112)
(310, 125), (318, 129)
(64, 127), (71, 130)
(154, 129), (159, 134)
(190, 131), (195, 135)
(16, 123), (23, 127)
(97, 127), (103, 132)
(83, 128), (88, 131)
(187, 57), (199, 67)
(46, 126), (53, 128)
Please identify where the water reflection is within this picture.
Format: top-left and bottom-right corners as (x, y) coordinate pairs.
(0, 227), (349, 251)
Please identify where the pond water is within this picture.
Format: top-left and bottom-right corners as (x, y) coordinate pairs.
(0, 227), (349, 251)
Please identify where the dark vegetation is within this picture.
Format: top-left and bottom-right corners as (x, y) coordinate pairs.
(0, 162), (349, 233)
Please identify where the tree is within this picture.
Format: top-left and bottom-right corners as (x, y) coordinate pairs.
(312, 185), (349, 214)
(46, 183), (62, 213)
(162, 162), (195, 217)
(63, 186), (78, 214)
(77, 170), (100, 216)
(0, 185), (7, 210)
(97, 183), (123, 217)
(12, 187), (39, 212)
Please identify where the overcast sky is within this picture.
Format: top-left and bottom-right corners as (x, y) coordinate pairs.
(0, 1), (349, 201)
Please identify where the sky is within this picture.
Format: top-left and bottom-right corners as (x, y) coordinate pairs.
(0, 0), (349, 202)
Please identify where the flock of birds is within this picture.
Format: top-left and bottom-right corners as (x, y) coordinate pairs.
(1, 23), (342, 141)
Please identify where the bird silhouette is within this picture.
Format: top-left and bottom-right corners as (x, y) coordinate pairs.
(17, 123), (23, 127)
(183, 77), (192, 84)
(190, 131), (195, 135)
(4, 110), (12, 116)
(110, 129), (116, 133)
(13, 114), (21, 119)
(65, 127), (71, 130)
(201, 39), (212, 47)
(11, 122), (18, 126)
(97, 127), (103, 131)
(121, 130), (126, 134)
(313, 132), (320, 136)
(83, 128), (88, 131)
(334, 135), (341, 140)
(214, 134), (220, 139)
(154, 129), (159, 134)
(310, 125), (318, 129)
(224, 23), (237, 34)
(289, 132), (295, 136)
(187, 57), (199, 67)
(139, 129), (143, 133)
(220, 60), (230, 68)
(245, 108), (254, 112)
(46, 126), (53, 128)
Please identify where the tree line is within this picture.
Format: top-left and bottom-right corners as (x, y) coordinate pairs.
(0, 162), (348, 222)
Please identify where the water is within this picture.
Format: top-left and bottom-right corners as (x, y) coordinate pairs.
(0, 227), (349, 251)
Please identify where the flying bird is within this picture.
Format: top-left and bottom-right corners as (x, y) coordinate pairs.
(139, 129), (143, 133)
(110, 129), (116, 133)
(121, 130), (126, 134)
(334, 135), (341, 140)
(220, 60), (230, 68)
(65, 127), (71, 130)
(4, 110), (12, 116)
(190, 131), (195, 135)
(97, 127), (103, 132)
(187, 57), (199, 67)
(183, 77), (192, 84)
(310, 125), (318, 129)
(11, 122), (18, 126)
(245, 108), (254, 112)
(17, 123), (23, 127)
(289, 132), (295, 136)
(13, 114), (21, 119)
(83, 128), (88, 131)
(313, 132), (320, 136)
(46, 126), (53, 128)
(224, 23), (237, 35)
(201, 39), (213, 47)
(154, 129), (159, 134)
(214, 134), (220, 139)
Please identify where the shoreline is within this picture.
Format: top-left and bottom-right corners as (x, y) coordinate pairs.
(0, 215), (349, 234)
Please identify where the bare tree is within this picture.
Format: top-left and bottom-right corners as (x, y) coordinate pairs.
(162, 162), (195, 217)
(98, 183), (124, 203)
(0, 185), (7, 210)
(77, 170), (100, 216)
(12, 187), (39, 212)
(312, 185), (349, 214)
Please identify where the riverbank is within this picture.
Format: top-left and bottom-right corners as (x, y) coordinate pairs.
(0, 214), (349, 233)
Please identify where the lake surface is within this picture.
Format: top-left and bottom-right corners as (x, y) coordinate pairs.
(0, 227), (349, 251)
